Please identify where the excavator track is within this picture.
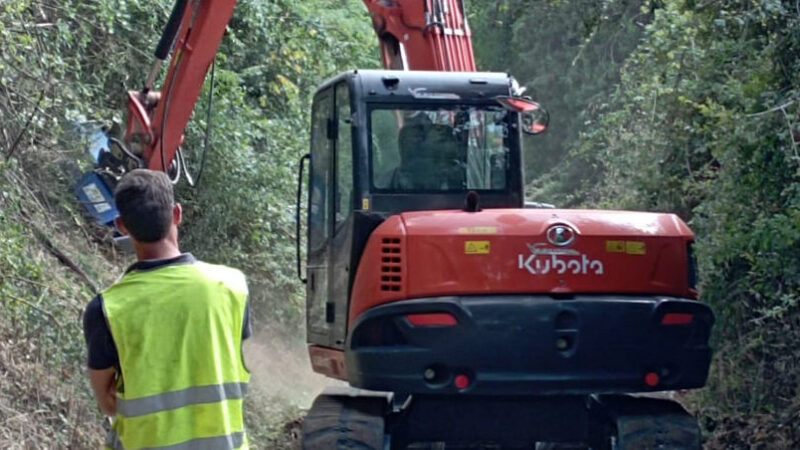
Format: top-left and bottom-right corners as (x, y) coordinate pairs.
(589, 395), (702, 450)
(302, 391), (389, 450)
(612, 412), (700, 449)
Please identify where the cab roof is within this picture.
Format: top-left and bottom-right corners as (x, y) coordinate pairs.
(317, 70), (514, 103)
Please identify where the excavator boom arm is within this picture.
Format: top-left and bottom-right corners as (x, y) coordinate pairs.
(362, 0), (475, 71)
(126, 0), (474, 173)
(125, 0), (237, 172)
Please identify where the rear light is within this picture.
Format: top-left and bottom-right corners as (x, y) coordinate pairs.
(406, 313), (458, 327)
(454, 374), (471, 390)
(661, 313), (694, 326)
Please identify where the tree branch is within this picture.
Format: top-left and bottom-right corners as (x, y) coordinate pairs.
(780, 106), (799, 160)
(4, 90), (45, 161)
(28, 219), (100, 293)
(747, 100), (796, 118)
(12, 203), (100, 293)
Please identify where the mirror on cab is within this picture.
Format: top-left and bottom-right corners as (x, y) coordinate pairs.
(495, 96), (549, 135)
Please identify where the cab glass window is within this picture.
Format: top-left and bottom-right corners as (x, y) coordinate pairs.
(309, 90), (333, 252)
(371, 106), (510, 192)
(335, 83), (353, 226)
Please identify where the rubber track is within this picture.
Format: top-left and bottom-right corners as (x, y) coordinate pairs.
(302, 394), (386, 450)
(614, 411), (700, 450)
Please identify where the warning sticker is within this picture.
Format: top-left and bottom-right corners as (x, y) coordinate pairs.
(606, 240), (646, 255)
(625, 241), (646, 255)
(465, 241), (491, 254)
(606, 240), (625, 253)
(82, 183), (112, 213)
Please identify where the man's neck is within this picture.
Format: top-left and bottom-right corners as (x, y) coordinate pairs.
(133, 240), (182, 262)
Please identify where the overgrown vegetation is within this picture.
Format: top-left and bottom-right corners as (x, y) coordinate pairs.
(0, 160), (111, 447)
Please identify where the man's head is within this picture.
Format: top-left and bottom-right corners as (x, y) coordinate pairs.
(398, 113), (433, 164)
(114, 169), (181, 243)
(398, 123), (426, 164)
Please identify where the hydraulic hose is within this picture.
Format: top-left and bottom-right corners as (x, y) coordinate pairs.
(155, 0), (189, 60)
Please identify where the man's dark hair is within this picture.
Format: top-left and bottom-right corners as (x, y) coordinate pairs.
(114, 169), (174, 242)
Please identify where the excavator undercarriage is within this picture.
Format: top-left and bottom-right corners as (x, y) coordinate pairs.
(302, 387), (701, 449)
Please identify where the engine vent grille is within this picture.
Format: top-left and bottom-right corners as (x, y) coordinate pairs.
(380, 237), (402, 292)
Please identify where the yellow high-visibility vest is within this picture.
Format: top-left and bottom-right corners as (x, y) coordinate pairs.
(102, 260), (250, 449)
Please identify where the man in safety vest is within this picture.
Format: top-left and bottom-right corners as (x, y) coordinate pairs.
(82, 169), (251, 449)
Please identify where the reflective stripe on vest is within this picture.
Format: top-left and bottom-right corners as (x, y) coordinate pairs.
(102, 261), (250, 449)
(106, 430), (245, 450)
(117, 382), (248, 418)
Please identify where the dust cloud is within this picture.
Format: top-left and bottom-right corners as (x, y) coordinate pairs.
(243, 329), (343, 409)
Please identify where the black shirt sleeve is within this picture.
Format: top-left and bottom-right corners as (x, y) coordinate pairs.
(242, 296), (252, 340)
(82, 294), (119, 370)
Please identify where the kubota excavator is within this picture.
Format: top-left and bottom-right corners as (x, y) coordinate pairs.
(76, 1), (714, 448)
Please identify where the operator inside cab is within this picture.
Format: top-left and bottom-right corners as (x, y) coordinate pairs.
(372, 107), (508, 193)
(382, 113), (467, 191)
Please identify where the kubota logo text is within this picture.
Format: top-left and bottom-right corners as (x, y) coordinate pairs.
(517, 243), (604, 275)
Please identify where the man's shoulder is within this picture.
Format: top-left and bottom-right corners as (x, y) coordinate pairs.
(195, 260), (245, 278)
(195, 261), (248, 294)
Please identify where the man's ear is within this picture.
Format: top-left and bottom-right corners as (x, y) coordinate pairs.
(173, 203), (182, 226)
(114, 217), (129, 236)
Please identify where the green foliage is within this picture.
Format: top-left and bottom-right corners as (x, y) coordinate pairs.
(0, 160), (109, 447)
(469, 0), (649, 184)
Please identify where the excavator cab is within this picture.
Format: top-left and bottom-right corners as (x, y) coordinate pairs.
(299, 70), (529, 350)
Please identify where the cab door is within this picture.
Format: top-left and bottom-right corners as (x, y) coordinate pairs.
(307, 81), (355, 349)
(306, 88), (334, 346)
(329, 82), (354, 348)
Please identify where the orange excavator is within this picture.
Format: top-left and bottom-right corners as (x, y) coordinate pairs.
(77, 1), (714, 448)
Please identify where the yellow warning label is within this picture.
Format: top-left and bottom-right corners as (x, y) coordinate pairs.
(362, 198), (370, 211)
(606, 240), (625, 253)
(606, 240), (646, 255)
(625, 241), (646, 255)
(606, 241), (647, 255)
(458, 227), (497, 235)
(465, 241), (491, 254)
